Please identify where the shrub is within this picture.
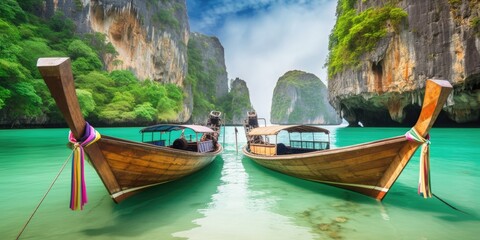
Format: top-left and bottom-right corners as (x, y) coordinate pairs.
(76, 89), (96, 117)
(327, 1), (407, 78)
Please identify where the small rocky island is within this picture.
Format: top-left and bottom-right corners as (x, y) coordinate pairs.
(225, 78), (255, 125)
(270, 70), (341, 125)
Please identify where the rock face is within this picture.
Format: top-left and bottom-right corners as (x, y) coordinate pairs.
(189, 32), (229, 100)
(44, 0), (191, 121)
(46, 0), (189, 84)
(328, 0), (480, 126)
(271, 71), (341, 125)
(188, 32), (229, 123)
(229, 78), (254, 125)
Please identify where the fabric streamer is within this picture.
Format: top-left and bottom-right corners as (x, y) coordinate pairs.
(68, 122), (101, 210)
(405, 127), (432, 198)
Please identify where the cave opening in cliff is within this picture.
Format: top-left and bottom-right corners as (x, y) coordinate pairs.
(432, 110), (462, 127)
(372, 61), (383, 93)
(403, 104), (466, 127)
(355, 108), (399, 127)
(402, 104), (421, 127)
(464, 73), (480, 94)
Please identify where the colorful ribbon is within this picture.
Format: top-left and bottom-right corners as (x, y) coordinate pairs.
(68, 122), (101, 210)
(405, 127), (432, 198)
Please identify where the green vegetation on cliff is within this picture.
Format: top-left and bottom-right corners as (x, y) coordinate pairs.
(271, 70), (340, 124)
(186, 35), (253, 124)
(326, 0), (407, 78)
(187, 33), (236, 123)
(220, 78), (253, 124)
(0, 0), (183, 126)
(186, 37), (218, 121)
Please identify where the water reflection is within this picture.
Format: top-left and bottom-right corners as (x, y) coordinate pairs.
(174, 128), (314, 239)
(4, 127), (479, 240)
(83, 156), (224, 239)
(239, 126), (480, 240)
(4, 126), (225, 240)
(242, 153), (377, 240)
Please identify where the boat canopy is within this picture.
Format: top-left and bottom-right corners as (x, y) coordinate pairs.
(140, 124), (215, 133)
(247, 125), (330, 136)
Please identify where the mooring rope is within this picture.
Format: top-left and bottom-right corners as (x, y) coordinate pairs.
(405, 127), (432, 198)
(433, 193), (469, 215)
(68, 122), (101, 210)
(405, 128), (469, 214)
(17, 123), (101, 239)
(16, 151), (73, 240)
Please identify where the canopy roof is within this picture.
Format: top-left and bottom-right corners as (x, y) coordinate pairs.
(140, 124), (214, 133)
(248, 125), (330, 136)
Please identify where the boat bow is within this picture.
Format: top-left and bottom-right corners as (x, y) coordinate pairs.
(37, 57), (222, 203)
(37, 58), (123, 200)
(374, 79), (452, 200)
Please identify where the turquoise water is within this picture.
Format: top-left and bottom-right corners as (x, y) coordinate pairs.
(1, 126), (479, 239)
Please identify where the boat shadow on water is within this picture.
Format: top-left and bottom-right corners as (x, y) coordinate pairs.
(241, 155), (478, 222)
(241, 155), (378, 203)
(382, 183), (479, 221)
(81, 156), (224, 238)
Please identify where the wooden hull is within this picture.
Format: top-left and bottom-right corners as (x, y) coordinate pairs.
(244, 79), (453, 200)
(96, 136), (221, 202)
(243, 136), (413, 200)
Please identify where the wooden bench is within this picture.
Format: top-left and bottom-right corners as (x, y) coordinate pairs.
(250, 144), (276, 156)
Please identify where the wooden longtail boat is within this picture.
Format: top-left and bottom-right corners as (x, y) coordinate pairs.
(243, 79), (452, 200)
(37, 57), (223, 203)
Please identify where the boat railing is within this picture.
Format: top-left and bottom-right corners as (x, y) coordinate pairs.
(290, 140), (330, 150)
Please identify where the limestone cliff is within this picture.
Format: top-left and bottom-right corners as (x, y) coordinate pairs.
(189, 32), (229, 100)
(328, 0), (480, 126)
(271, 71), (341, 125)
(188, 32), (229, 123)
(43, 0), (191, 121)
(228, 78), (254, 125)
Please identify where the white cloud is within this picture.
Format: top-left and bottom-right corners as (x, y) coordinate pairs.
(190, 0), (279, 34)
(217, 1), (337, 123)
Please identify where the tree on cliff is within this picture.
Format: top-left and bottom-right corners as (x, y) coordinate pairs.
(0, 0), (184, 127)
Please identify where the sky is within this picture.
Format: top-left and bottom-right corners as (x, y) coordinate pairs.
(186, 0), (338, 122)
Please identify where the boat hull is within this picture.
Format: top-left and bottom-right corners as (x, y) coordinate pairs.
(243, 136), (415, 200)
(95, 136), (222, 202)
(36, 57), (223, 203)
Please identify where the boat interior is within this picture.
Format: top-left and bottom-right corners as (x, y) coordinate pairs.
(244, 111), (330, 156)
(141, 129), (208, 152)
(139, 111), (223, 153)
(249, 138), (330, 156)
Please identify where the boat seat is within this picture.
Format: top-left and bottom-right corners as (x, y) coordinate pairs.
(152, 140), (165, 146)
(172, 138), (188, 150)
(276, 143), (289, 155)
(198, 140), (214, 153)
(290, 148), (317, 154)
(186, 142), (198, 151)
